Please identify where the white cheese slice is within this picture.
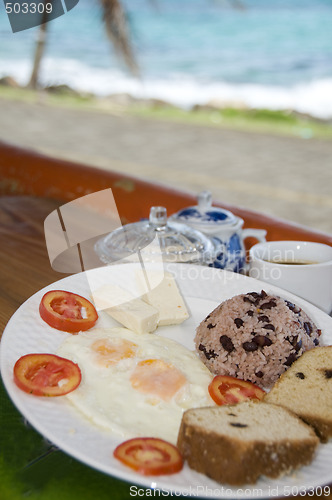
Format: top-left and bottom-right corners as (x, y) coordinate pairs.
(91, 284), (159, 334)
(138, 272), (189, 326)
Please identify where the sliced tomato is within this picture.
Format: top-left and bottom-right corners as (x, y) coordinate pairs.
(113, 437), (183, 476)
(208, 375), (265, 406)
(13, 353), (81, 397)
(39, 290), (98, 333)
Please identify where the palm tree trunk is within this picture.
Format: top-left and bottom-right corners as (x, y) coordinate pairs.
(27, 4), (49, 89)
(27, 0), (139, 90)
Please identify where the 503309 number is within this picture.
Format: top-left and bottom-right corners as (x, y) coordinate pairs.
(5, 2), (53, 14)
(283, 486), (331, 497)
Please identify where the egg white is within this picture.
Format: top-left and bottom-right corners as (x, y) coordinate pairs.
(56, 327), (214, 444)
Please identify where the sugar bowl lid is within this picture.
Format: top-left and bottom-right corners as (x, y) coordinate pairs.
(95, 206), (215, 264)
(170, 191), (237, 228)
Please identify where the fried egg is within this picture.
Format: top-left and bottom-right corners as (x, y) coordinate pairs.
(56, 327), (214, 443)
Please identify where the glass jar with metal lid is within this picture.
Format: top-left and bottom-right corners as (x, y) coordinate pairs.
(95, 206), (216, 266)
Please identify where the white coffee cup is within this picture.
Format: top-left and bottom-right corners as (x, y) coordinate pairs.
(249, 240), (332, 314)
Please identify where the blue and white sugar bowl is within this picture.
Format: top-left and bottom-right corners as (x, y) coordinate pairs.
(170, 191), (266, 272)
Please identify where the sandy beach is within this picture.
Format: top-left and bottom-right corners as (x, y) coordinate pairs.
(0, 94), (332, 235)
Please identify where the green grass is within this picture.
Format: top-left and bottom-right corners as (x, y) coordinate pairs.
(1, 84), (332, 140)
(0, 84), (97, 108)
(129, 103), (332, 139)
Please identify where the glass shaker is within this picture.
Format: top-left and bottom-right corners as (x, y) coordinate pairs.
(95, 206), (216, 265)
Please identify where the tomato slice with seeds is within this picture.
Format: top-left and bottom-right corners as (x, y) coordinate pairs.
(113, 437), (183, 476)
(13, 353), (81, 397)
(39, 290), (98, 333)
(208, 375), (265, 406)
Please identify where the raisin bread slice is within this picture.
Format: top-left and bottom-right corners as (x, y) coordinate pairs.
(177, 400), (318, 485)
(264, 346), (332, 442)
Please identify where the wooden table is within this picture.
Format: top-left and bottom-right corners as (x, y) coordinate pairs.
(1, 140), (332, 500)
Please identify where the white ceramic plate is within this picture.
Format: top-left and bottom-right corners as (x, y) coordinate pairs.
(1, 263), (332, 499)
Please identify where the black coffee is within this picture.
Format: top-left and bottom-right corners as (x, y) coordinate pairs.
(263, 259), (318, 265)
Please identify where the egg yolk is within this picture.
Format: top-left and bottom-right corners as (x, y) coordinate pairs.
(92, 338), (138, 366)
(130, 359), (187, 401)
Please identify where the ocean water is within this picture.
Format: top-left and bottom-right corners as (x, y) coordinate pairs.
(0, 0), (332, 118)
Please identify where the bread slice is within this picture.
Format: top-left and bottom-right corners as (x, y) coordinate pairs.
(264, 346), (332, 442)
(177, 401), (318, 485)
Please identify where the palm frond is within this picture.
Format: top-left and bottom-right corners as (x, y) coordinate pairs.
(100, 0), (140, 76)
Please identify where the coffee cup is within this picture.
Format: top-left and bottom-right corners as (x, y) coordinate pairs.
(249, 240), (332, 314)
